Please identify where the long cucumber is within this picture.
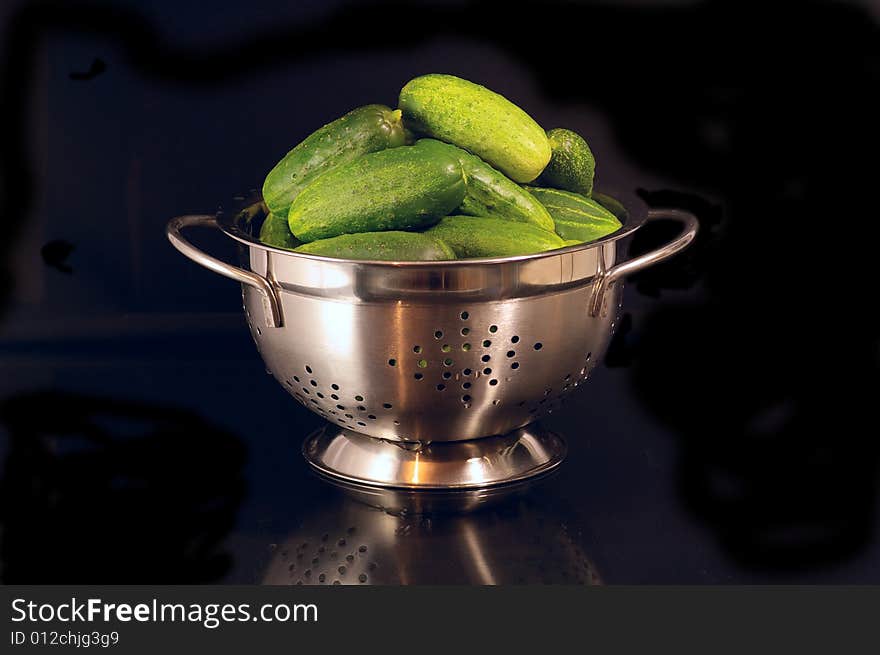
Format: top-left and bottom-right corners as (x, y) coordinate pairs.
(262, 104), (408, 216)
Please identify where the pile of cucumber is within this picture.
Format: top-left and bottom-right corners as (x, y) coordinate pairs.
(259, 74), (622, 261)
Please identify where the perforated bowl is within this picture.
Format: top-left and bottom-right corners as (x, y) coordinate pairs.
(167, 191), (696, 445)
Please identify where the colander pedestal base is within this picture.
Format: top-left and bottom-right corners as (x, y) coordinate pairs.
(302, 423), (566, 490)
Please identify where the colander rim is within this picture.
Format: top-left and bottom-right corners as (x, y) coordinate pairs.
(216, 186), (648, 266)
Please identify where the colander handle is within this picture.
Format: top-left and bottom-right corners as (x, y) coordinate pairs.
(166, 214), (283, 328)
(590, 208), (699, 316)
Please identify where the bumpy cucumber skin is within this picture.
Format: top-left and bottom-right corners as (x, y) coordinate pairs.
(288, 140), (466, 242)
(294, 231), (455, 261)
(258, 212), (301, 250)
(418, 139), (554, 231)
(539, 128), (596, 196)
(591, 192), (627, 221)
(399, 74), (551, 183)
(262, 104), (408, 216)
(526, 186), (622, 242)
(426, 215), (566, 258)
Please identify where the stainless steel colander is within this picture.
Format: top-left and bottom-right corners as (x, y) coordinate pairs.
(167, 191), (696, 484)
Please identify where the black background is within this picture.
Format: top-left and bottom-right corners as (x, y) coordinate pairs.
(0, 0), (878, 583)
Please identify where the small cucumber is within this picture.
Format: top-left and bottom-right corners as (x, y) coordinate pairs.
(526, 187), (622, 242)
(262, 104), (408, 216)
(416, 139), (554, 231)
(288, 140), (466, 242)
(399, 74), (551, 183)
(294, 231), (455, 261)
(539, 128), (596, 196)
(425, 215), (566, 258)
(258, 212), (300, 250)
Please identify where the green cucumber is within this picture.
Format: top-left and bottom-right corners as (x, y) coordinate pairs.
(416, 139), (554, 231)
(425, 215), (566, 258)
(262, 104), (408, 216)
(592, 192), (627, 222)
(526, 187), (622, 242)
(294, 231), (455, 261)
(258, 212), (300, 250)
(539, 128), (595, 196)
(288, 140), (466, 242)
(399, 74), (551, 183)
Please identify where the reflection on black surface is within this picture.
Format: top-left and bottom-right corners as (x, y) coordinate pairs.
(0, 392), (246, 583)
(262, 478), (599, 585)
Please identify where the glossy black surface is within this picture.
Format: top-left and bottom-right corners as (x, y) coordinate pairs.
(1, 0), (878, 583)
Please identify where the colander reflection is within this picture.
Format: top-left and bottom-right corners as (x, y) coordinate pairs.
(261, 486), (600, 586)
